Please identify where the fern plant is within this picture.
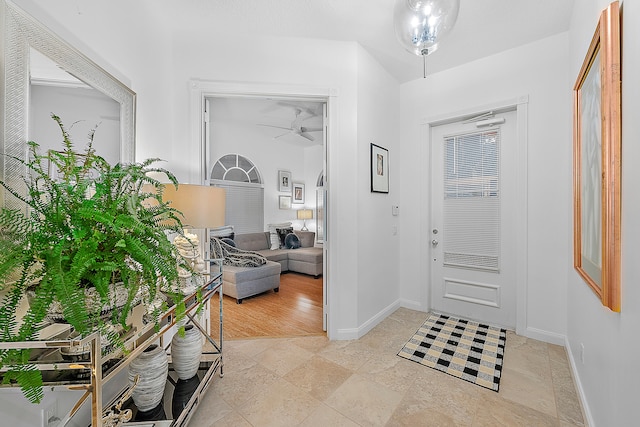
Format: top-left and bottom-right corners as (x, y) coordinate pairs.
(0, 115), (197, 403)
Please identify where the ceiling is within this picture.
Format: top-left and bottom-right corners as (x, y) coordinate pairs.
(151, 0), (576, 83)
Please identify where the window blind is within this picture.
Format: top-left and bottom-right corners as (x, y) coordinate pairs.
(443, 130), (500, 271)
(211, 180), (264, 234)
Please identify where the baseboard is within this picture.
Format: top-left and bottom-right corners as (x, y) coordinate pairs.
(334, 299), (402, 340)
(564, 337), (594, 427)
(522, 326), (566, 346)
(399, 298), (426, 312)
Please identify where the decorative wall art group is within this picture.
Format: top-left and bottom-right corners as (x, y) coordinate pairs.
(277, 169), (305, 209)
(573, 1), (621, 312)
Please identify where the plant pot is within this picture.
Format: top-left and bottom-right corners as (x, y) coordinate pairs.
(170, 325), (203, 380)
(29, 282), (141, 323)
(128, 344), (168, 412)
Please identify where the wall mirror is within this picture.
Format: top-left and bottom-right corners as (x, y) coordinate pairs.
(1, 0), (136, 210)
(573, 1), (621, 312)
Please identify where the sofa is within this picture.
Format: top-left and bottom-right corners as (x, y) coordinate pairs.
(215, 230), (322, 304)
(233, 231), (323, 277)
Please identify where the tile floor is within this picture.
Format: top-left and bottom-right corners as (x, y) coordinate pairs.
(190, 308), (585, 426)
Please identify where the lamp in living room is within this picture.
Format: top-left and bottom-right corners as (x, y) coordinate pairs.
(296, 208), (313, 232)
(161, 184), (226, 292)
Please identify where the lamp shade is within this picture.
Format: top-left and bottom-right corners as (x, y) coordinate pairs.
(162, 184), (225, 229)
(296, 209), (313, 220)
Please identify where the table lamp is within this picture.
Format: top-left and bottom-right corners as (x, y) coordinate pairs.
(296, 208), (313, 232)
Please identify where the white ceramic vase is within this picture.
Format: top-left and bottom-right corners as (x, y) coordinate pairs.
(171, 325), (203, 380)
(128, 344), (168, 412)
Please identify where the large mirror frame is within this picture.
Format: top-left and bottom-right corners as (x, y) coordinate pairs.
(1, 0), (136, 210)
(573, 1), (621, 312)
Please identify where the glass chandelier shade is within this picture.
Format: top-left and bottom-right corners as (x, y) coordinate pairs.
(393, 0), (460, 57)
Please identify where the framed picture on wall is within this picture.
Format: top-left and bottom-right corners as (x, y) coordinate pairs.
(279, 195), (292, 209)
(278, 170), (292, 192)
(293, 183), (305, 203)
(573, 1), (621, 312)
(371, 143), (389, 193)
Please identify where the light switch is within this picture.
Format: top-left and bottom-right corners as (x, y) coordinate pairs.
(392, 205), (399, 216)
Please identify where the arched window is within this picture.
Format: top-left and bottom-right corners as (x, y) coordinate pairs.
(211, 154), (262, 184)
(210, 154), (264, 233)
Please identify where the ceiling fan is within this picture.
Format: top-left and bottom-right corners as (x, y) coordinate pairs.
(258, 108), (322, 142)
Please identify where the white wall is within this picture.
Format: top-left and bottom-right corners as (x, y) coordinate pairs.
(567, 1), (640, 426)
(398, 33), (572, 340)
(356, 45), (401, 327)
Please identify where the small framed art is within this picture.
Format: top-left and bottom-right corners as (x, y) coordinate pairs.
(371, 143), (389, 193)
(293, 183), (305, 203)
(278, 170), (292, 192)
(279, 195), (292, 209)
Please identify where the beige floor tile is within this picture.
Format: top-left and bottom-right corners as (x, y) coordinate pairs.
(209, 411), (253, 427)
(550, 358), (585, 426)
(499, 364), (558, 418)
(299, 404), (362, 427)
(187, 389), (234, 426)
(283, 355), (354, 401)
(472, 396), (560, 426)
(394, 366), (483, 426)
(325, 373), (404, 426)
(237, 377), (322, 427)
(256, 340), (315, 376)
(357, 351), (422, 394)
(319, 339), (375, 371)
(191, 308), (585, 427)
(213, 362), (280, 409)
(287, 335), (330, 353)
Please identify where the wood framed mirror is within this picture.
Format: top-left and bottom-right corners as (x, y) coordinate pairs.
(573, 1), (621, 312)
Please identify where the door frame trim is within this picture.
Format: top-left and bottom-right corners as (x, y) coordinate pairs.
(188, 79), (337, 338)
(422, 95), (529, 335)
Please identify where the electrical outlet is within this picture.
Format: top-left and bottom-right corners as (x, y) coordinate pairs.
(580, 343), (585, 364)
(42, 400), (60, 427)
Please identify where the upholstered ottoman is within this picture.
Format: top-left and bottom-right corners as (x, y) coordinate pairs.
(221, 260), (281, 303)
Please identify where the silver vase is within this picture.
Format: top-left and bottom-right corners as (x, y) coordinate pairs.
(128, 344), (168, 412)
(171, 325), (203, 380)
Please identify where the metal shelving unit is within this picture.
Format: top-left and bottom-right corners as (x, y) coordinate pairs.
(0, 264), (223, 427)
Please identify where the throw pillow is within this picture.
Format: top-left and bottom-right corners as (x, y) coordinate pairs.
(267, 222), (291, 250)
(276, 227), (293, 248)
(221, 237), (236, 247)
(285, 233), (301, 249)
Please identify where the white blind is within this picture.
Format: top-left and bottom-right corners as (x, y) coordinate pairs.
(443, 130), (500, 271)
(211, 180), (264, 234)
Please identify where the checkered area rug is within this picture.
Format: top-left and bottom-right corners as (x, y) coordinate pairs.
(397, 313), (506, 391)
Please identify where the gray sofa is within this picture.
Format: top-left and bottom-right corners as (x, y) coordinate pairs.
(234, 231), (323, 278)
(218, 231), (322, 304)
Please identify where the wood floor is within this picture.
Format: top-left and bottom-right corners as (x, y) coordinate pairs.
(210, 272), (324, 340)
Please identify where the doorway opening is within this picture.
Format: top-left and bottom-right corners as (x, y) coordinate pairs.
(202, 94), (329, 339)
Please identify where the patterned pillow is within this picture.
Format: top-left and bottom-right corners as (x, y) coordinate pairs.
(285, 233), (301, 249)
(276, 227), (293, 248)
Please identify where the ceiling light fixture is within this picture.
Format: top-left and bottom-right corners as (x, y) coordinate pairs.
(393, 0), (460, 78)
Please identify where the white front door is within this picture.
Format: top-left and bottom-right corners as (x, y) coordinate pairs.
(430, 110), (517, 328)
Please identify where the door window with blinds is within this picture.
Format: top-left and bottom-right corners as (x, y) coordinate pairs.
(443, 130), (500, 271)
(210, 154), (264, 234)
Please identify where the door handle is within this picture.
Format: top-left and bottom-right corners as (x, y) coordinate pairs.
(432, 239), (439, 247)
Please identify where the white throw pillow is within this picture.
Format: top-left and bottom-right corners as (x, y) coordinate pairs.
(267, 222), (291, 250)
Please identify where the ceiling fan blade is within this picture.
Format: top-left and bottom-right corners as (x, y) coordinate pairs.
(257, 124), (292, 131)
(299, 132), (315, 141)
(273, 131), (291, 139)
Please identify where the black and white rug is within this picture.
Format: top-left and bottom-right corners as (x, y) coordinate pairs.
(397, 313), (506, 391)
